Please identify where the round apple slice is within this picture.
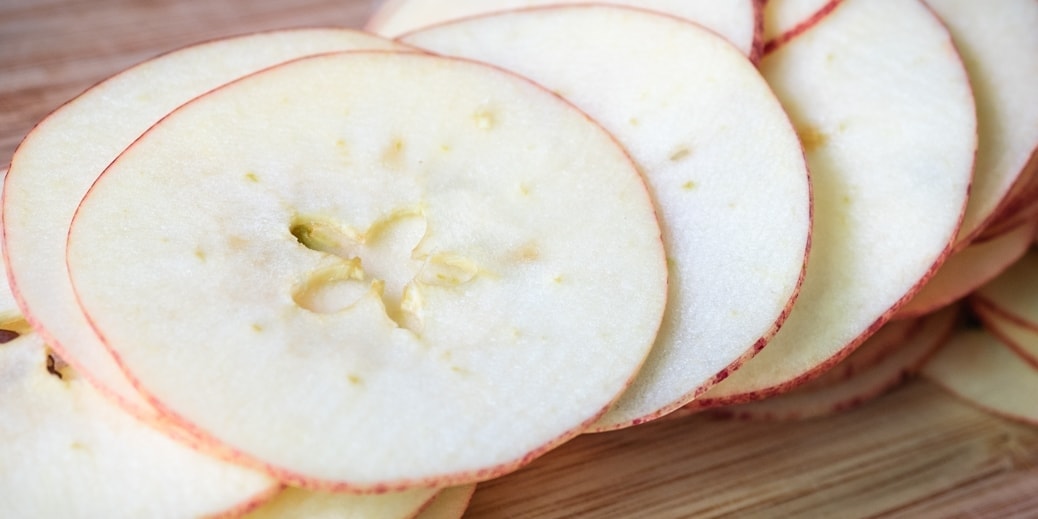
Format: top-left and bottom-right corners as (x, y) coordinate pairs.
(3, 28), (410, 419)
(0, 332), (275, 517)
(400, 5), (812, 430)
(67, 51), (667, 490)
(692, 0), (975, 406)
(367, 0), (762, 59)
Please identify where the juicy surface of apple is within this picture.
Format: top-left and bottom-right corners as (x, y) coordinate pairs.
(66, 51), (667, 489)
(924, 0), (1038, 248)
(896, 218), (1038, 319)
(973, 250), (1038, 330)
(2, 29), (408, 417)
(400, 5), (811, 430)
(243, 485), (437, 519)
(0, 333), (275, 518)
(695, 0), (975, 404)
(922, 329), (1038, 425)
(367, 0), (761, 58)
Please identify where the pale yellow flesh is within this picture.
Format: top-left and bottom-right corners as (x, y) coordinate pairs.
(924, 0), (1038, 248)
(974, 250), (1038, 328)
(367, 0), (760, 57)
(67, 52), (667, 489)
(401, 5), (811, 430)
(699, 0), (975, 402)
(973, 303), (1038, 368)
(0, 333), (274, 518)
(895, 218), (1038, 319)
(2, 29), (409, 417)
(243, 486), (437, 519)
(720, 305), (957, 420)
(923, 329), (1038, 425)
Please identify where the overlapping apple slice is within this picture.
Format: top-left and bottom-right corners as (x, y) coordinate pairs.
(0, 332), (275, 518)
(972, 250), (1038, 328)
(922, 329), (1038, 426)
(923, 0), (1038, 249)
(412, 485), (477, 519)
(713, 306), (957, 421)
(399, 5), (811, 430)
(761, 0), (840, 52)
(242, 485), (438, 519)
(3, 29), (410, 419)
(368, 0), (762, 58)
(973, 302), (1038, 369)
(0, 167), (24, 330)
(895, 217), (1038, 320)
(66, 52), (667, 489)
(688, 0), (975, 407)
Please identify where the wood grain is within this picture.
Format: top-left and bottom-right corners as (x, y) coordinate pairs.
(2, 1), (1036, 517)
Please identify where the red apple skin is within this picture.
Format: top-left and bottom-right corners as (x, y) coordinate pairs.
(762, 0), (843, 56)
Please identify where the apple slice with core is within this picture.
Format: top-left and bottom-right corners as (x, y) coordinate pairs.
(922, 328), (1038, 426)
(400, 5), (812, 430)
(368, 0), (762, 59)
(689, 0), (975, 407)
(2, 29), (410, 420)
(972, 300), (1038, 369)
(894, 217), (1038, 320)
(923, 0), (1038, 249)
(66, 51), (667, 490)
(972, 249), (1038, 331)
(0, 332), (275, 518)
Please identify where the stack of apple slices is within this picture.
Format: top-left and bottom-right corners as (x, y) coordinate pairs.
(2, 0), (1037, 515)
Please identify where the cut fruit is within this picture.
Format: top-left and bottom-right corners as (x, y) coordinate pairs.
(922, 329), (1038, 426)
(0, 166), (21, 325)
(368, 0), (762, 58)
(713, 305), (957, 420)
(400, 5), (811, 430)
(895, 217), (1038, 320)
(795, 317), (922, 391)
(923, 0), (1038, 248)
(242, 486), (437, 519)
(0, 332), (275, 518)
(691, 0), (975, 406)
(414, 485), (477, 519)
(762, 0), (840, 51)
(972, 300), (1038, 369)
(3, 29), (409, 418)
(66, 52), (667, 490)
(973, 250), (1038, 331)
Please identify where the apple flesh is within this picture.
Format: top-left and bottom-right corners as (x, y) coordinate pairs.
(66, 51), (667, 490)
(972, 250), (1038, 330)
(413, 485), (477, 519)
(242, 485), (438, 519)
(685, 0), (975, 408)
(972, 300), (1038, 369)
(795, 317), (923, 391)
(399, 5), (812, 431)
(761, 0), (840, 52)
(2, 29), (410, 420)
(0, 332), (276, 518)
(367, 0), (762, 58)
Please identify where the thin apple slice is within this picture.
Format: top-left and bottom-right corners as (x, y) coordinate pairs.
(795, 316), (923, 392)
(414, 485), (477, 519)
(400, 5), (811, 430)
(973, 250), (1038, 331)
(242, 486), (437, 519)
(895, 217), (1038, 320)
(0, 332), (275, 517)
(66, 51), (667, 490)
(3, 29), (410, 419)
(923, 0), (1038, 249)
(714, 305), (957, 421)
(690, 0), (975, 407)
(368, 0), (762, 59)
(762, 0), (840, 52)
(922, 329), (1038, 426)
(0, 166), (22, 328)
(972, 301), (1038, 369)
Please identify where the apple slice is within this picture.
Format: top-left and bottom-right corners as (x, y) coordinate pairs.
(399, 5), (812, 430)
(242, 486), (437, 519)
(0, 166), (23, 329)
(894, 216), (1038, 320)
(923, 0), (1038, 249)
(762, 0), (840, 52)
(413, 485), (477, 519)
(0, 332), (275, 517)
(367, 0), (762, 59)
(922, 328), (1038, 426)
(795, 316), (923, 391)
(972, 250), (1038, 331)
(3, 29), (410, 419)
(66, 51), (667, 490)
(689, 0), (975, 407)
(972, 301), (1038, 369)
(713, 305), (957, 421)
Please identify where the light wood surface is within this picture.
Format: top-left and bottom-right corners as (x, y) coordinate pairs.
(2, 1), (1037, 517)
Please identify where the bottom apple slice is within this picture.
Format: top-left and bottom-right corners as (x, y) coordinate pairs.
(0, 333), (275, 517)
(66, 51), (667, 490)
(922, 329), (1038, 426)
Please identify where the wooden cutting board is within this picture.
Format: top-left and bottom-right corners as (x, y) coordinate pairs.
(2, 1), (1037, 517)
